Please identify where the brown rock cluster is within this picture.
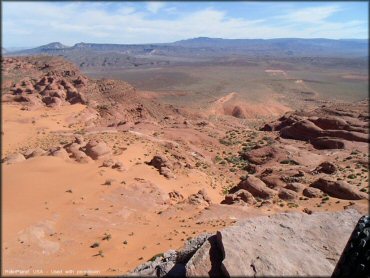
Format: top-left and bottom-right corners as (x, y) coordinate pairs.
(310, 178), (368, 200)
(9, 73), (88, 107)
(147, 155), (175, 179)
(2, 136), (115, 165)
(2, 57), (89, 108)
(261, 105), (369, 149)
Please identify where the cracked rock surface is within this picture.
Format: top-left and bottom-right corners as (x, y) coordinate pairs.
(130, 209), (361, 277)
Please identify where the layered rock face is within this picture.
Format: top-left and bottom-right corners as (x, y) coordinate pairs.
(2, 57), (89, 107)
(2, 56), (173, 126)
(261, 103), (369, 149)
(130, 209), (362, 277)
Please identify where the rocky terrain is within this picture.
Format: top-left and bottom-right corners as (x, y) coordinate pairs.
(131, 209), (361, 277)
(2, 55), (368, 276)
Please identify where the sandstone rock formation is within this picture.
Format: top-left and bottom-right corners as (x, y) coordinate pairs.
(278, 188), (298, 200)
(147, 155), (175, 179)
(24, 147), (47, 159)
(84, 140), (111, 160)
(2, 153), (26, 164)
(221, 189), (256, 205)
(240, 145), (287, 165)
(261, 104), (369, 149)
(49, 146), (70, 160)
(303, 187), (324, 198)
(187, 189), (211, 206)
(314, 161), (337, 174)
(310, 178), (368, 200)
(131, 210), (362, 277)
(168, 190), (184, 202)
(3, 57), (89, 108)
(233, 176), (276, 199)
(285, 182), (305, 193)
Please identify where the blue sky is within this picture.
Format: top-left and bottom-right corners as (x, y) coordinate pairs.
(2, 1), (368, 47)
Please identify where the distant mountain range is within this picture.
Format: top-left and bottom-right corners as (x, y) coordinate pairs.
(5, 37), (368, 58)
(4, 37), (367, 70)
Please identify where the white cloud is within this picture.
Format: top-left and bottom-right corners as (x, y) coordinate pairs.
(279, 5), (341, 23)
(146, 2), (166, 13)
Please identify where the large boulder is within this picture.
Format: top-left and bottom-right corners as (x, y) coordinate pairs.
(222, 189), (256, 205)
(84, 140), (111, 160)
(278, 188), (298, 200)
(185, 235), (223, 277)
(303, 187), (324, 198)
(241, 146), (287, 165)
(323, 130), (369, 143)
(314, 161), (337, 174)
(24, 147), (47, 159)
(49, 147), (70, 160)
(310, 178), (368, 200)
(187, 189), (211, 206)
(309, 116), (348, 130)
(285, 183), (305, 193)
(147, 155), (175, 179)
(261, 175), (286, 189)
(311, 137), (347, 150)
(216, 210), (361, 277)
(236, 176), (276, 199)
(280, 119), (323, 141)
(131, 210), (362, 277)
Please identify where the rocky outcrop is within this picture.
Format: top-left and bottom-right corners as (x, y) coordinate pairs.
(4, 136), (115, 164)
(187, 189), (211, 206)
(2, 153), (26, 164)
(261, 104), (369, 149)
(240, 146), (287, 165)
(129, 233), (211, 277)
(147, 155), (175, 179)
(84, 140), (111, 160)
(280, 119), (323, 141)
(303, 187), (324, 198)
(314, 161), (337, 174)
(168, 191), (184, 202)
(24, 147), (47, 159)
(278, 188), (298, 200)
(4, 58), (89, 108)
(261, 175), (286, 189)
(234, 176), (276, 199)
(221, 189), (256, 205)
(285, 182), (305, 193)
(216, 210), (361, 277)
(310, 178), (368, 200)
(49, 146), (70, 160)
(130, 210), (362, 277)
(311, 137), (347, 149)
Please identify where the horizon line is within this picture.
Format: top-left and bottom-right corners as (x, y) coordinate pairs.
(4, 37), (368, 49)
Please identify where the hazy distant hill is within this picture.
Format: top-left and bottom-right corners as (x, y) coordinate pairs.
(15, 42), (70, 54)
(5, 37), (367, 70)
(7, 37), (368, 57)
(173, 37), (368, 57)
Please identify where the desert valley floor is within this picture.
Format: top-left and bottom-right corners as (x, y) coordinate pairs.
(2, 55), (369, 276)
